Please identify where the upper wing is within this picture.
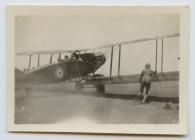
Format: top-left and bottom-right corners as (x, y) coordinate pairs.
(16, 32), (179, 56)
(16, 49), (74, 56)
(82, 32), (180, 50)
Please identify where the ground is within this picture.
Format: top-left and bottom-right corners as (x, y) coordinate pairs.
(15, 81), (179, 124)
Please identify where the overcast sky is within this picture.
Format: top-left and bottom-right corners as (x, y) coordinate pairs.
(15, 13), (179, 75)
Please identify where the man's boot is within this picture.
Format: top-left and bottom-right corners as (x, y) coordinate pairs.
(142, 94), (148, 103)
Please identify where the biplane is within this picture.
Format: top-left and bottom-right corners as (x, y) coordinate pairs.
(15, 32), (179, 94)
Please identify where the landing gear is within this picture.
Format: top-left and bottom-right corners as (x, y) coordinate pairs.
(96, 84), (105, 93)
(75, 82), (83, 92)
(75, 82), (105, 94)
(25, 88), (31, 97)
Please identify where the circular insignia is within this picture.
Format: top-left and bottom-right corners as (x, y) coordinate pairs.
(54, 67), (64, 79)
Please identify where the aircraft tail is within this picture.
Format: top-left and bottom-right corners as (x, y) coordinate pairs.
(15, 68), (24, 78)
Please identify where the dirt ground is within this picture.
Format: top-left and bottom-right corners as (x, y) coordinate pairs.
(15, 81), (179, 124)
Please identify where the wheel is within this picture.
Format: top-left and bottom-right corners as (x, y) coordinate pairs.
(96, 84), (105, 93)
(75, 82), (83, 92)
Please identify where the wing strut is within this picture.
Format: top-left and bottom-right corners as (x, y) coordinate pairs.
(50, 54), (53, 64)
(37, 54), (40, 67)
(110, 46), (114, 79)
(161, 38), (164, 73)
(29, 54), (32, 69)
(155, 39), (158, 73)
(118, 44), (121, 77)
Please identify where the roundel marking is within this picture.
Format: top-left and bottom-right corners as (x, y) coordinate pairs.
(54, 67), (64, 80)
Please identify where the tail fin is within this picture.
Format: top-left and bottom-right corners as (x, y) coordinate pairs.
(15, 68), (23, 78)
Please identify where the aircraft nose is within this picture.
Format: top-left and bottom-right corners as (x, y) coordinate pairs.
(95, 52), (106, 63)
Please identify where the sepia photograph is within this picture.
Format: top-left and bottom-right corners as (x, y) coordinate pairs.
(7, 6), (188, 135)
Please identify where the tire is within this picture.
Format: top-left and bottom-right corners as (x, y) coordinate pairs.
(96, 84), (105, 93)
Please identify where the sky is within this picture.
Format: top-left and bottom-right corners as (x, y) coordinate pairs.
(15, 13), (179, 75)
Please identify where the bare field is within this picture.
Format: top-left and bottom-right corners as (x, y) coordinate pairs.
(15, 81), (179, 124)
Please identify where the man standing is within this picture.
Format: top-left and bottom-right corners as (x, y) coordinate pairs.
(64, 55), (69, 61)
(57, 54), (63, 62)
(138, 63), (155, 103)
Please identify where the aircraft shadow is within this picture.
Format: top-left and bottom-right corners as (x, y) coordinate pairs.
(83, 92), (179, 103)
(17, 88), (179, 104)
